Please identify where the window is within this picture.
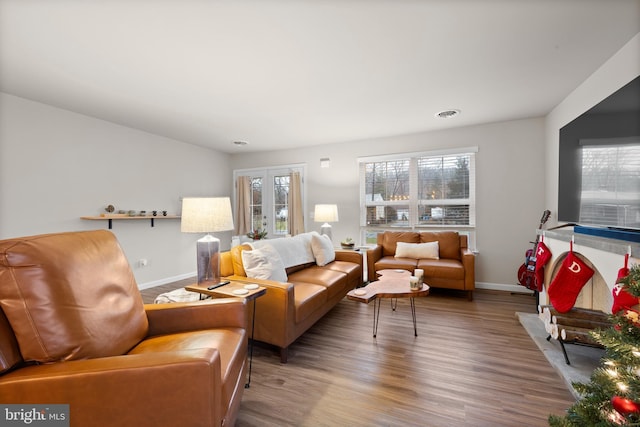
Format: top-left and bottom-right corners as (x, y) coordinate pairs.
(579, 142), (640, 227)
(359, 148), (476, 242)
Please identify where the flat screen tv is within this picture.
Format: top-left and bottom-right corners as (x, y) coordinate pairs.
(558, 75), (640, 231)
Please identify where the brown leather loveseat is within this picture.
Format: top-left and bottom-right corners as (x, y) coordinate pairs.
(367, 231), (475, 300)
(0, 230), (248, 427)
(219, 232), (363, 363)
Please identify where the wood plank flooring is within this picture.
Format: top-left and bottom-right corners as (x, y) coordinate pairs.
(140, 284), (575, 426)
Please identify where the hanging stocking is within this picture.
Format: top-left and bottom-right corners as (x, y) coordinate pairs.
(534, 237), (552, 291)
(547, 241), (594, 313)
(612, 253), (637, 314)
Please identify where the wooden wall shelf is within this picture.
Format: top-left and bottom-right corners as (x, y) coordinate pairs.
(81, 214), (180, 229)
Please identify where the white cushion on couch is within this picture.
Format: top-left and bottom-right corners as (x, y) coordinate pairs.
(395, 241), (439, 259)
(241, 244), (288, 282)
(311, 233), (335, 266)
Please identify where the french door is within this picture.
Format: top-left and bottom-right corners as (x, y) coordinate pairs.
(233, 165), (305, 238)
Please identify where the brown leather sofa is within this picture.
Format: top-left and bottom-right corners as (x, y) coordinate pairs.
(366, 231), (475, 300)
(0, 230), (248, 427)
(219, 233), (363, 363)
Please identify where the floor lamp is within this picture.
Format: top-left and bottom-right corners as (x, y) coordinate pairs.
(181, 197), (234, 285)
(314, 204), (339, 241)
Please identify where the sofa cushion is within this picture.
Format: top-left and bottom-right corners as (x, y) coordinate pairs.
(292, 283), (328, 323)
(417, 258), (465, 280)
(242, 244), (287, 282)
(323, 261), (361, 288)
(373, 256), (418, 275)
(380, 231), (420, 257)
(230, 244), (251, 277)
(310, 233), (335, 266)
(395, 241), (439, 259)
(0, 230), (148, 363)
(421, 231), (461, 260)
(289, 267), (347, 300)
(129, 328), (246, 420)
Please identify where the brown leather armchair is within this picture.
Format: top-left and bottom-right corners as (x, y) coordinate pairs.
(0, 230), (248, 427)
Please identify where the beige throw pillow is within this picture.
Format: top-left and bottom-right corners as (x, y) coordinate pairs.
(311, 233), (336, 266)
(241, 244), (288, 282)
(395, 241), (439, 259)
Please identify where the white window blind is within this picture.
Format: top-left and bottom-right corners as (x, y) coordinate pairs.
(359, 149), (476, 228)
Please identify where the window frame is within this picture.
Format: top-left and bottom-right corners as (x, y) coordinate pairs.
(358, 147), (477, 246)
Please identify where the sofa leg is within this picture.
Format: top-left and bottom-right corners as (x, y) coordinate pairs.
(280, 347), (288, 364)
(467, 291), (473, 301)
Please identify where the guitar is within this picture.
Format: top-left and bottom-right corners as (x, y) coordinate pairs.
(517, 210), (551, 292)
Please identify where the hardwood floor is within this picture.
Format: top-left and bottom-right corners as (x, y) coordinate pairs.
(140, 284), (575, 426)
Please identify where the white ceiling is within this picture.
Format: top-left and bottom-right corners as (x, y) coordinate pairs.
(1, 1), (639, 153)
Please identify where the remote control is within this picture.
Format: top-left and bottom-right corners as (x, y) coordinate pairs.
(207, 280), (230, 290)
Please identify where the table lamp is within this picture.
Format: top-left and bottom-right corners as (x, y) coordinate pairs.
(181, 197), (234, 285)
(314, 204), (339, 240)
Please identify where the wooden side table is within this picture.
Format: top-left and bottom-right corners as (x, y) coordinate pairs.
(347, 269), (430, 337)
(185, 280), (266, 388)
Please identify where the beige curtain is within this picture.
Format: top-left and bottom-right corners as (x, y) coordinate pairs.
(235, 176), (252, 235)
(288, 172), (304, 235)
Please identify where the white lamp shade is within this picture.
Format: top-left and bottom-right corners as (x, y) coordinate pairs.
(314, 204), (339, 223)
(181, 197), (234, 233)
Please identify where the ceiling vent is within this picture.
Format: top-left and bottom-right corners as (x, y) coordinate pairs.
(233, 140), (249, 146)
(435, 109), (461, 119)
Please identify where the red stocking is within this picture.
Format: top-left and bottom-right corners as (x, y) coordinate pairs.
(612, 253), (637, 314)
(534, 239), (552, 291)
(547, 242), (594, 313)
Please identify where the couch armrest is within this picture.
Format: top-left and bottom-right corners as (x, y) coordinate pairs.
(0, 349), (222, 426)
(366, 245), (383, 280)
(334, 249), (363, 266)
(461, 247), (476, 290)
(145, 298), (247, 337)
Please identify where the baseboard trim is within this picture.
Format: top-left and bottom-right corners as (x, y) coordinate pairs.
(137, 272), (196, 290)
(475, 282), (533, 294)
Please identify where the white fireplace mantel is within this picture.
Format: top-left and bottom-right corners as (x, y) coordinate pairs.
(539, 228), (640, 314)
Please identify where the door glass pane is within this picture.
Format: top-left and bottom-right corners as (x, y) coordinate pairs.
(273, 175), (290, 235)
(250, 177), (263, 231)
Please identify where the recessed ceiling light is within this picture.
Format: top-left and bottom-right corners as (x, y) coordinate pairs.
(435, 109), (461, 119)
(233, 140), (249, 146)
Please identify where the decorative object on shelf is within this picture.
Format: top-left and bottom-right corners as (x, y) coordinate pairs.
(340, 237), (355, 249)
(105, 204), (115, 213)
(152, 210), (158, 216)
(181, 197), (234, 285)
(128, 210), (137, 217)
(314, 204), (339, 241)
(247, 229), (268, 240)
(162, 210), (167, 216)
(139, 210), (146, 216)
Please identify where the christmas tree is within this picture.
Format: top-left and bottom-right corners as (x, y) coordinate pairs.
(549, 263), (640, 426)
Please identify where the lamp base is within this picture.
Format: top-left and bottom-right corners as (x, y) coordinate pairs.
(196, 234), (222, 285)
(320, 223), (332, 241)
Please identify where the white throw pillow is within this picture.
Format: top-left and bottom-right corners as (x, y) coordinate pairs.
(241, 244), (288, 282)
(310, 233), (336, 266)
(395, 241), (439, 259)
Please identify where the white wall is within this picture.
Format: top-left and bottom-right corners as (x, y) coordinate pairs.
(0, 93), (233, 288)
(230, 117), (546, 288)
